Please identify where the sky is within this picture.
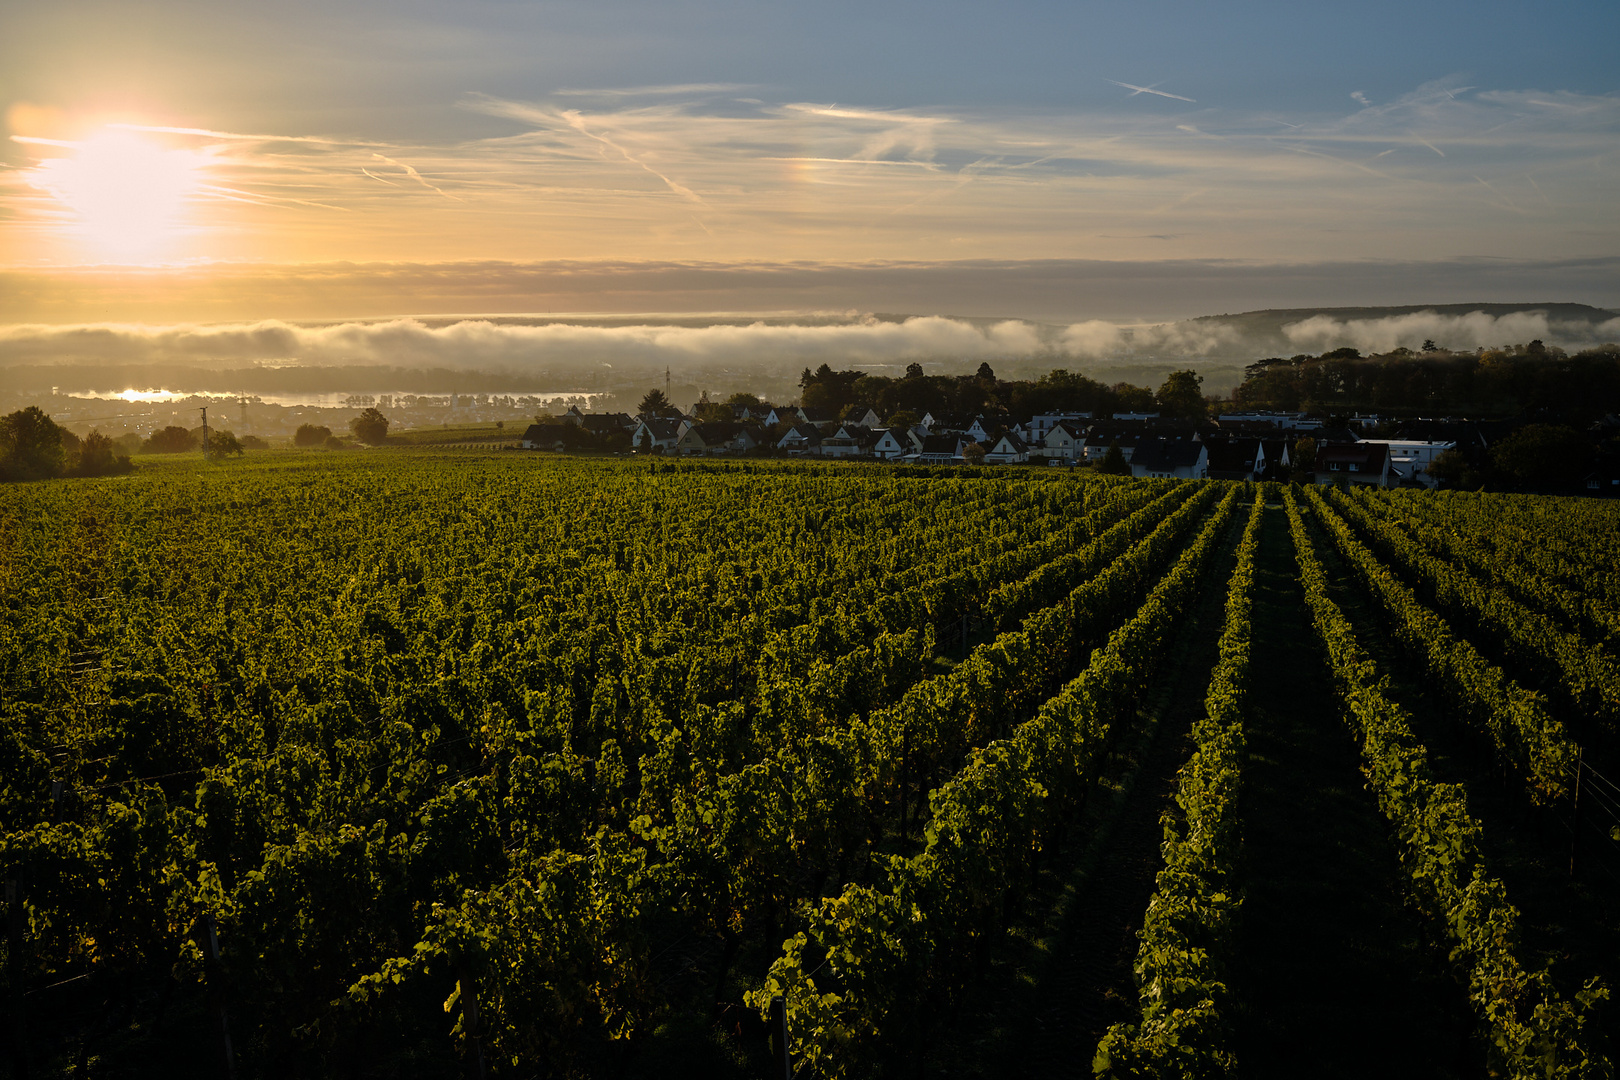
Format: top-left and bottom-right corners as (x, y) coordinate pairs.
(1, 0), (1617, 344)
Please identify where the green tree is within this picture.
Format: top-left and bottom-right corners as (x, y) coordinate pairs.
(208, 430), (245, 456)
(0, 406), (66, 480)
(1291, 437), (1317, 481)
(71, 431), (133, 476)
(144, 425), (199, 454)
(1096, 442), (1129, 475)
(1425, 448), (1477, 489)
(294, 423), (332, 447)
(1155, 370), (1205, 420)
(960, 441), (986, 466)
(1492, 424), (1587, 490)
(887, 410), (920, 430)
(349, 407), (389, 444)
(905, 362), (925, 379)
(638, 389), (672, 417)
(975, 362), (996, 381)
(724, 392), (763, 409)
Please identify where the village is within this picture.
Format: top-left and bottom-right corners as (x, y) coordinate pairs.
(521, 400), (1471, 489)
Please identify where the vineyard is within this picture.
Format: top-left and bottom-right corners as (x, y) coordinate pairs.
(2, 451), (1619, 1078)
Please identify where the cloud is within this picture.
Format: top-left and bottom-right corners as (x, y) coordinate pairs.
(0, 314), (1074, 370)
(9, 78), (1616, 269)
(1282, 310), (1620, 353)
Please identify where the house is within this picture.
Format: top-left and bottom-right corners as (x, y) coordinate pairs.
(1204, 438), (1266, 482)
(520, 423), (554, 449)
(924, 413), (974, 434)
(1260, 439), (1293, 480)
(820, 423), (879, 459)
(674, 421), (761, 455)
(1313, 441), (1393, 488)
(1028, 413), (1092, 440)
(1355, 439), (1455, 489)
(1081, 433), (1142, 463)
(577, 413), (636, 438)
(1130, 438), (1209, 480)
(631, 416), (687, 452)
(983, 431), (1030, 465)
(795, 407), (839, 428)
(1038, 421), (1085, 462)
(873, 426), (921, 461)
(560, 405), (587, 425)
(776, 423), (823, 454)
(909, 434), (967, 464)
(764, 407), (799, 427)
(849, 408), (883, 429)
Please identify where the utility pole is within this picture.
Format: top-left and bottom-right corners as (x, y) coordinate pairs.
(200, 406), (210, 463)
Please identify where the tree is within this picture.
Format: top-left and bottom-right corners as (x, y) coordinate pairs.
(887, 410), (920, 430)
(350, 407), (389, 444)
(1096, 442), (1129, 475)
(693, 400), (733, 423)
(1291, 437), (1317, 480)
(724, 392), (763, 409)
(323, 434), (347, 450)
(0, 406), (66, 480)
(70, 431), (134, 477)
(1155, 370), (1205, 420)
(144, 426), (199, 454)
(294, 424), (332, 447)
(975, 362), (995, 382)
(1421, 339), (1439, 353)
(638, 389), (672, 417)
(208, 430), (244, 456)
(905, 363), (925, 380)
(1426, 448), (1476, 489)
(1492, 424), (1587, 490)
(960, 441), (986, 466)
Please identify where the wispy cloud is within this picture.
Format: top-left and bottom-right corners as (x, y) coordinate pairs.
(1106, 79), (1197, 103)
(3, 79), (1617, 267)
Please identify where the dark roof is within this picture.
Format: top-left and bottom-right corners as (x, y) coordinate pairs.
(1316, 442), (1389, 470)
(1132, 438), (1206, 472)
(917, 434), (963, 456)
(637, 417), (684, 438)
(1203, 438), (1263, 473)
(579, 413), (634, 433)
(692, 421), (749, 442)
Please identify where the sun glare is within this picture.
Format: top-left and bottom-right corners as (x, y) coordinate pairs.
(28, 128), (203, 261)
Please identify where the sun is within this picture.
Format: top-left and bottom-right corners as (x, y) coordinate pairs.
(27, 127), (204, 261)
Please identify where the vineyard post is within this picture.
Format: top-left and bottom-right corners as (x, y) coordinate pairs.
(200, 407), (210, 463)
(769, 994), (791, 1080)
(458, 964), (487, 1080)
(5, 878), (29, 1080)
(899, 723), (909, 844)
(203, 914), (236, 1080)
(1569, 748), (1583, 878)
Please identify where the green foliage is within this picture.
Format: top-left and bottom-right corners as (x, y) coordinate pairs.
(143, 425), (199, 454)
(1155, 370), (1206, 421)
(0, 406), (66, 480)
(350, 407), (390, 445)
(1285, 487), (1609, 1080)
(294, 423), (333, 447)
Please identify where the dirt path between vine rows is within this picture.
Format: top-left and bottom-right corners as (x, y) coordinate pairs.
(1228, 503), (1470, 1079)
(957, 514), (1243, 1079)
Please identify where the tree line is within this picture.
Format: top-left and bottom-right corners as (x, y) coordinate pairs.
(1233, 342), (1620, 419)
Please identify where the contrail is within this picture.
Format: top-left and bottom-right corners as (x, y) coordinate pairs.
(1106, 79), (1196, 103)
(372, 152), (461, 200)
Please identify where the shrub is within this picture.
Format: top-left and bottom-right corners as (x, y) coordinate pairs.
(294, 424), (333, 447)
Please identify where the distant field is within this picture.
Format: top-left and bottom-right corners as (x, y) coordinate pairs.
(3, 455), (1618, 1078)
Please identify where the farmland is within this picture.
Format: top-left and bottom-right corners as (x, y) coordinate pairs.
(2, 452), (1618, 1078)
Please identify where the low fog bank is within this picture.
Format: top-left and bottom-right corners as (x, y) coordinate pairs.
(3, 304), (1614, 408)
